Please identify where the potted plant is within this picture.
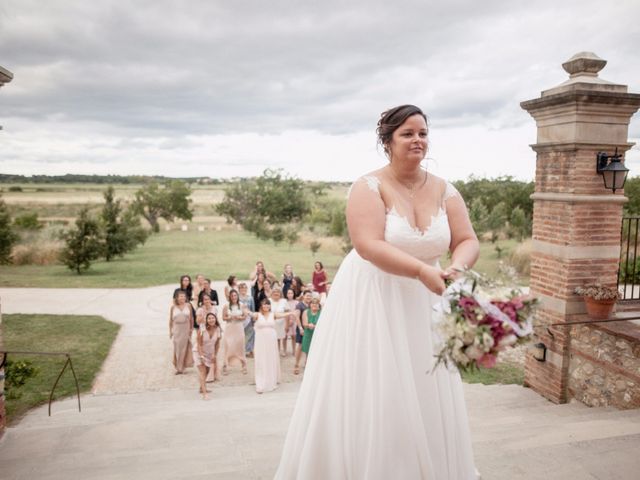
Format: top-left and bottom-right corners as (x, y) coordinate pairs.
(574, 283), (620, 319)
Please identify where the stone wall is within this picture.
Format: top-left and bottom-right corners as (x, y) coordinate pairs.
(569, 319), (640, 409)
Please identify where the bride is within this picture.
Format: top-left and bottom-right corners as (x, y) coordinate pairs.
(274, 105), (480, 479)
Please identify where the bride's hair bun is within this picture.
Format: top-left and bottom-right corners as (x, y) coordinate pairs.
(376, 105), (428, 156)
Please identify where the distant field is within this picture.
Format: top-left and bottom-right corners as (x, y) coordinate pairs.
(1, 182), (348, 223)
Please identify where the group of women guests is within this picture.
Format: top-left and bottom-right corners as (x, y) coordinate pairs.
(168, 261), (330, 399)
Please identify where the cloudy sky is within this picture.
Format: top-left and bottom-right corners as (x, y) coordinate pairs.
(1, 0), (639, 181)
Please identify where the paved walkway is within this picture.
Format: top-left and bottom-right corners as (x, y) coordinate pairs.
(0, 283), (300, 395)
(1, 286), (640, 479)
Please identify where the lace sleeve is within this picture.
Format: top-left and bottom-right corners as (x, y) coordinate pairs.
(441, 181), (460, 212)
(443, 181), (460, 201)
(347, 175), (381, 199)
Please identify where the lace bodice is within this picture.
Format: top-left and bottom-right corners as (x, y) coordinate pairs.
(350, 175), (459, 264)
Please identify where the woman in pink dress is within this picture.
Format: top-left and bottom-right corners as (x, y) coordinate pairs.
(222, 289), (248, 375)
(193, 312), (221, 400)
(249, 298), (289, 394)
(169, 291), (193, 374)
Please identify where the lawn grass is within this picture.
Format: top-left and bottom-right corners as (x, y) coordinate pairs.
(0, 228), (527, 288)
(460, 361), (525, 385)
(1, 314), (120, 423)
(0, 229), (348, 288)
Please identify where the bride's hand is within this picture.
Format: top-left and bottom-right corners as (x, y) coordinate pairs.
(441, 264), (465, 281)
(418, 264), (446, 295)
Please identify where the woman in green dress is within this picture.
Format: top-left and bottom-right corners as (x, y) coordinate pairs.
(301, 297), (321, 357)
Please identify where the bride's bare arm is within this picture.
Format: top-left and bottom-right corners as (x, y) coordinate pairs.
(346, 178), (446, 294)
(443, 191), (479, 277)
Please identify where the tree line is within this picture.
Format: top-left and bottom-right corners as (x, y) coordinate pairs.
(215, 170), (536, 251)
(4, 171), (638, 274)
(0, 181), (193, 272)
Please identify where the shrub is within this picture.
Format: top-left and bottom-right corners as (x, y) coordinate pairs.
(0, 195), (18, 264)
(61, 208), (103, 274)
(4, 359), (39, 400)
(508, 239), (531, 277)
(8, 186), (22, 192)
(14, 212), (42, 230)
(11, 241), (63, 265)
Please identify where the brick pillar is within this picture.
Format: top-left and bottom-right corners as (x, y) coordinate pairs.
(0, 64), (12, 435)
(520, 52), (640, 404)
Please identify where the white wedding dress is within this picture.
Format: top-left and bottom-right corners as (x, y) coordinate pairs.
(274, 176), (478, 480)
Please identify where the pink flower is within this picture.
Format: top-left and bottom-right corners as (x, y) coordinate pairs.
(477, 353), (497, 369)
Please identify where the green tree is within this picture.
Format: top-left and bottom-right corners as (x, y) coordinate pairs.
(133, 181), (193, 233)
(328, 203), (347, 237)
(454, 176), (534, 218)
(623, 176), (640, 216)
(487, 201), (507, 243)
(0, 195), (18, 264)
(216, 169), (311, 243)
(61, 208), (103, 274)
(99, 187), (148, 260)
(509, 206), (531, 241)
(468, 198), (489, 238)
(121, 205), (149, 251)
(101, 186), (127, 261)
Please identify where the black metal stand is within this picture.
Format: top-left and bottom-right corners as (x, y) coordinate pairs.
(0, 350), (82, 416)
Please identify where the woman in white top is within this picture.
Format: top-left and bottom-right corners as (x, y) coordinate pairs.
(249, 298), (290, 394)
(270, 284), (290, 357)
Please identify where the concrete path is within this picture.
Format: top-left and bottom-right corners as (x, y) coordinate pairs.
(1, 286), (640, 479)
(0, 283), (300, 394)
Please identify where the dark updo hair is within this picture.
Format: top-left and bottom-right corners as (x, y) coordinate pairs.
(376, 105), (428, 156)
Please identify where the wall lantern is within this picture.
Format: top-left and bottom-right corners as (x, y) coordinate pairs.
(596, 148), (629, 193)
(530, 342), (547, 362)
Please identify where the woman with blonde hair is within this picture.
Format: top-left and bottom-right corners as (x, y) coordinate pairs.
(222, 289), (248, 375)
(169, 291), (193, 374)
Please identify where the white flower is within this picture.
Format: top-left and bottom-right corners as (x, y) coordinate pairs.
(465, 345), (484, 361)
(498, 334), (518, 349)
(482, 332), (495, 350)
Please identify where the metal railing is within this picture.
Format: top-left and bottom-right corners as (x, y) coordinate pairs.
(0, 351), (81, 416)
(618, 216), (640, 300)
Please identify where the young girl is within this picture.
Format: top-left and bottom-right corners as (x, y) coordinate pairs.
(193, 312), (221, 400)
(249, 299), (289, 394)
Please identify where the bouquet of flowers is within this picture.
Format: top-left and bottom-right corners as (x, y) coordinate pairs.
(431, 269), (538, 373)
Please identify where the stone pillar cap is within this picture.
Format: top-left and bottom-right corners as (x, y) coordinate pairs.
(542, 52), (626, 97)
(0, 65), (13, 88)
(562, 51), (607, 77)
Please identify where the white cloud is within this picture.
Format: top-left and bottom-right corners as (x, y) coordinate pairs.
(0, 0), (639, 180)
